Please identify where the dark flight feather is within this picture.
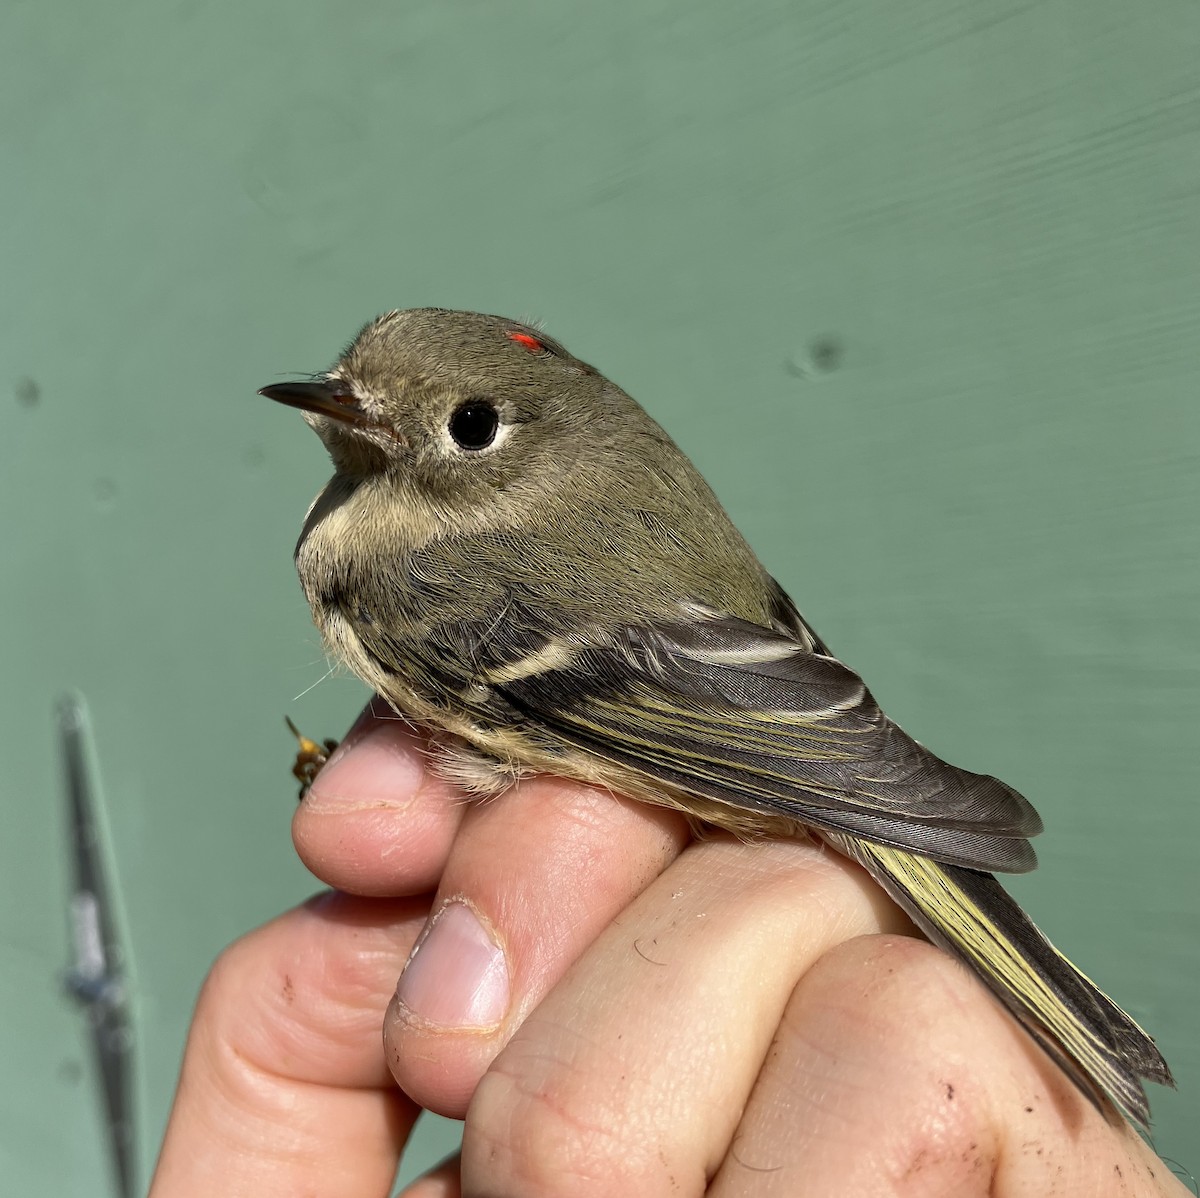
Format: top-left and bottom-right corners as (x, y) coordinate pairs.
(499, 611), (1042, 873)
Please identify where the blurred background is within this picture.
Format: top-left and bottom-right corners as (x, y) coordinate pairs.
(2, 0), (1197, 1189)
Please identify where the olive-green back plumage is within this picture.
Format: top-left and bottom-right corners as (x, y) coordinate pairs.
(319, 309), (782, 624)
(262, 307), (1172, 1128)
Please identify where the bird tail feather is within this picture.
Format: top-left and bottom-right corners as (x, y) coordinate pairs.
(827, 834), (1173, 1130)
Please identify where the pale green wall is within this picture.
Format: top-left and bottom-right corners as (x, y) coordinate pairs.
(2, 1), (1196, 1189)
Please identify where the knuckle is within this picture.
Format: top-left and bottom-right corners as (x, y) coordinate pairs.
(773, 935), (1003, 1189)
(778, 933), (988, 1100)
(814, 932), (976, 1017)
(463, 1037), (680, 1198)
(199, 905), (388, 1078)
(194, 933), (255, 1019)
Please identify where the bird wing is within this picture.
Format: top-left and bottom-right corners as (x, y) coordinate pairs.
(763, 575), (833, 656)
(493, 607), (1043, 873)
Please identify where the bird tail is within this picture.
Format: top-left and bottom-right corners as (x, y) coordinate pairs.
(827, 835), (1174, 1129)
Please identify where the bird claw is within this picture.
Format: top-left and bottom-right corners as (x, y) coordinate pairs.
(285, 716), (340, 798)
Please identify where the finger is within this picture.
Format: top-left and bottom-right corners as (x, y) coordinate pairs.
(293, 698), (467, 897)
(709, 934), (1182, 1197)
(459, 835), (912, 1196)
(397, 1151), (462, 1198)
(150, 891), (427, 1198)
(383, 774), (692, 1115)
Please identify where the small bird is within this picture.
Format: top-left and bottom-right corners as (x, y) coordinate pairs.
(260, 307), (1172, 1128)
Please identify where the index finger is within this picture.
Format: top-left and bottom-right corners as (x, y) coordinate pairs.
(149, 891), (427, 1197)
(292, 699), (468, 897)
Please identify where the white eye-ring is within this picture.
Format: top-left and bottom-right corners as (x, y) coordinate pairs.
(446, 400), (512, 452)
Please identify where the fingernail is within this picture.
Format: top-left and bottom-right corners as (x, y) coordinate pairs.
(304, 720), (426, 811)
(395, 900), (510, 1030)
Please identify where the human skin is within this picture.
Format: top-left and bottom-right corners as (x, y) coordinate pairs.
(149, 701), (1186, 1197)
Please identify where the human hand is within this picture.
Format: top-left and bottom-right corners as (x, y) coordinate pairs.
(150, 700), (1186, 1196)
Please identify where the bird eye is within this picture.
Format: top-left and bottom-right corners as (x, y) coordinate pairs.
(448, 400), (501, 450)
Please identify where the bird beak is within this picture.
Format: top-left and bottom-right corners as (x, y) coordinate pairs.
(258, 380), (373, 429)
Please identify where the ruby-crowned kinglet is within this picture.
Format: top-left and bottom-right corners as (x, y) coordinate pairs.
(260, 307), (1171, 1128)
